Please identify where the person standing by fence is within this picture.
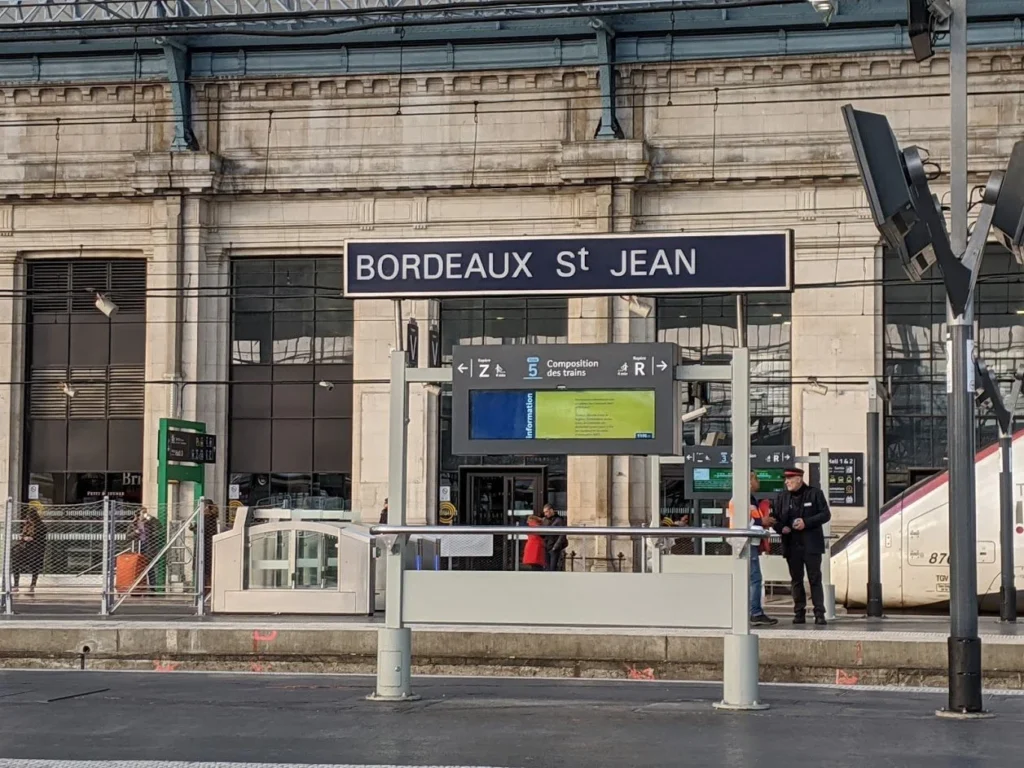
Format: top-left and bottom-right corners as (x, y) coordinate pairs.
(12, 508), (47, 595)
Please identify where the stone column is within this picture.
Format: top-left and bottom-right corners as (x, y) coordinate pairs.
(0, 250), (25, 504)
(790, 222), (882, 533)
(566, 183), (655, 570)
(141, 195), (218, 522)
(608, 186), (655, 569)
(183, 200), (229, 511)
(351, 298), (438, 525)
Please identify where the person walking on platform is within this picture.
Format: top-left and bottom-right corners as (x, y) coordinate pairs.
(772, 466), (832, 625)
(728, 472), (778, 627)
(521, 515), (547, 571)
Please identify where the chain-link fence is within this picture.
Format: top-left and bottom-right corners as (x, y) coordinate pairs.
(0, 497), (213, 615)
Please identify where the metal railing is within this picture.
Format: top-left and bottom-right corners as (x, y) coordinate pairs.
(0, 496), (210, 616)
(374, 525), (767, 539)
(369, 523), (771, 710)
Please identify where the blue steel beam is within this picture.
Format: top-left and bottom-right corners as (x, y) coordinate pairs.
(594, 20), (624, 140)
(160, 38), (197, 150)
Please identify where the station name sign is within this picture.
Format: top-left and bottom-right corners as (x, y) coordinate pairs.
(343, 232), (793, 298)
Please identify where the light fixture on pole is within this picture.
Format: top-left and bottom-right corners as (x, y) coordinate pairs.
(842, 87), (1024, 713)
(94, 292), (118, 318)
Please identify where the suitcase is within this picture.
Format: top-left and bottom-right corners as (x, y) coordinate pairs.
(115, 552), (148, 592)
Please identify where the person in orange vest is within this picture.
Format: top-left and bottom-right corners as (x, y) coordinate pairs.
(728, 472), (778, 626)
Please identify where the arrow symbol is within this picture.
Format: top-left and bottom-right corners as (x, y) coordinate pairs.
(457, 364), (467, 373)
(657, 360), (668, 372)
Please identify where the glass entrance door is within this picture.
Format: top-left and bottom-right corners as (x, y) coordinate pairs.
(463, 469), (543, 571)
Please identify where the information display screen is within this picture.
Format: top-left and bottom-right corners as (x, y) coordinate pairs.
(691, 467), (784, 494)
(469, 389), (656, 442)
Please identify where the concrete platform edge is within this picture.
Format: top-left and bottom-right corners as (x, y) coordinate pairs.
(0, 621), (1022, 690)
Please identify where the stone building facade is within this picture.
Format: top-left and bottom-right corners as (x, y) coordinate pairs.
(1, 45), (1022, 547)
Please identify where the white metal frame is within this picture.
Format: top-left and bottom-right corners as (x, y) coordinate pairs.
(371, 345), (769, 710)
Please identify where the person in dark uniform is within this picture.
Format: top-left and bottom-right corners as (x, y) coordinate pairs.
(541, 504), (568, 571)
(772, 466), (831, 625)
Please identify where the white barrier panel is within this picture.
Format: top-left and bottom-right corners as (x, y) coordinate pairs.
(403, 571), (734, 629)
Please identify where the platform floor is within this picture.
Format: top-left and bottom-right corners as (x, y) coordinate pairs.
(3, 609), (1024, 640)
(0, 670), (1022, 766)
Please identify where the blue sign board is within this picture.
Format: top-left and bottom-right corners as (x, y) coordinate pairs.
(343, 231), (793, 298)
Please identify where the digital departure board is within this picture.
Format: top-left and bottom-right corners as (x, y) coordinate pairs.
(469, 389), (656, 441)
(691, 467), (785, 495)
(451, 343), (680, 456)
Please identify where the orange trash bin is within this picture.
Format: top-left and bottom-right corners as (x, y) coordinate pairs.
(115, 553), (148, 593)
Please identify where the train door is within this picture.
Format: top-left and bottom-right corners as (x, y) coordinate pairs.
(904, 501), (949, 607)
(884, 511), (903, 605)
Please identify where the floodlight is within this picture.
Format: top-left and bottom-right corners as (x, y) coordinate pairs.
(908, 0), (934, 63)
(94, 292), (118, 317)
(991, 140), (1024, 265)
(841, 105), (920, 270)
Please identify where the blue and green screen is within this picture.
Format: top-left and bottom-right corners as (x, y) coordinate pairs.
(469, 389), (655, 441)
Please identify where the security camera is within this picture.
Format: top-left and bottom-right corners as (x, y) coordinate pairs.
(94, 292), (118, 318)
(681, 406), (707, 424)
(318, 380), (334, 391)
(928, 0), (952, 23)
(62, 382), (76, 398)
(807, 378), (829, 396)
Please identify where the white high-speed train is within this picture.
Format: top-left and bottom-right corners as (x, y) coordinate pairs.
(832, 430), (1024, 611)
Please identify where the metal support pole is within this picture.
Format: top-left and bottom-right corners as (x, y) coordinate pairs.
(2, 497), (12, 615)
(942, 0), (984, 717)
(999, 431), (1016, 622)
(865, 408), (883, 618)
(370, 349), (418, 701)
(716, 345), (767, 711)
(647, 455), (662, 575)
(196, 497), (206, 617)
(819, 448), (836, 621)
(100, 496), (111, 616)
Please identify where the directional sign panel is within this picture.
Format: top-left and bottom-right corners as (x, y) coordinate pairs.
(810, 452), (865, 507)
(451, 343), (680, 456)
(683, 445), (796, 500)
(344, 232), (793, 298)
(166, 430), (217, 465)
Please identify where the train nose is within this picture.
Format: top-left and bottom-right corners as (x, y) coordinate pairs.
(831, 549), (849, 606)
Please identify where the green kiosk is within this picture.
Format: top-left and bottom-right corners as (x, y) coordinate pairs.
(156, 418), (215, 589)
